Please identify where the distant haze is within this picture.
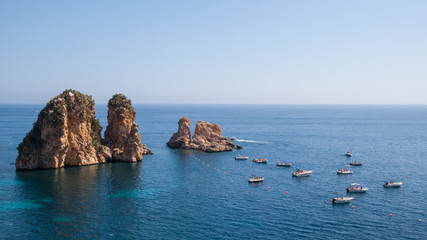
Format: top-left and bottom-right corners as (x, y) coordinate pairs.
(1, 1), (426, 104)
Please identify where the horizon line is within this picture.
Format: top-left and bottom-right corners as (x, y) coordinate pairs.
(1, 103), (427, 106)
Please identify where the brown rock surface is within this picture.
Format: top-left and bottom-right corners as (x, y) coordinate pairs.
(103, 94), (151, 162)
(166, 118), (235, 152)
(189, 120), (235, 152)
(16, 89), (103, 170)
(167, 117), (191, 149)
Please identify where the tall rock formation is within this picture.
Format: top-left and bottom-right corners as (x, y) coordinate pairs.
(167, 117), (191, 149)
(103, 94), (152, 162)
(166, 118), (234, 152)
(190, 121), (235, 152)
(16, 89), (104, 170)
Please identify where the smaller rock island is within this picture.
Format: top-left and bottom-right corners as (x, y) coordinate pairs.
(167, 117), (234, 152)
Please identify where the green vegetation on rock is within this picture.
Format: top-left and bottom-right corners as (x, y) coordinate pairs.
(108, 94), (135, 114)
(17, 89), (103, 153)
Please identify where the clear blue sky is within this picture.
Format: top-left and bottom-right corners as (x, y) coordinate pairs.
(1, 1), (426, 104)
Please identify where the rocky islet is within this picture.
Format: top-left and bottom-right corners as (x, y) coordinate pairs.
(15, 90), (151, 170)
(167, 117), (235, 152)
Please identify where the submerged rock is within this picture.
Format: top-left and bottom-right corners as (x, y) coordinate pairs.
(103, 94), (152, 162)
(167, 118), (234, 152)
(236, 144), (243, 149)
(16, 89), (104, 170)
(167, 117), (191, 149)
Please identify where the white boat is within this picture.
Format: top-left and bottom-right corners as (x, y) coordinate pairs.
(248, 176), (264, 183)
(337, 169), (353, 174)
(383, 181), (403, 188)
(345, 151), (352, 157)
(235, 155), (248, 160)
(349, 161), (363, 166)
(230, 137), (237, 140)
(292, 169), (312, 177)
(276, 162), (292, 167)
(332, 196), (354, 203)
(253, 158), (268, 163)
(347, 183), (368, 193)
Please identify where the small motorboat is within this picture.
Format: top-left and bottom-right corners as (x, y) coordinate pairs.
(276, 162), (292, 167)
(235, 155), (248, 160)
(248, 176), (264, 183)
(229, 137), (237, 140)
(292, 169), (312, 177)
(349, 161), (363, 166)
(347, 183), (368, 193)
(383, 181), (403, 188)
(332, 196), (354, 203)
(253, 158), (268, 163)
(337, 169), (353, 174)
(345, 151), (352, 157)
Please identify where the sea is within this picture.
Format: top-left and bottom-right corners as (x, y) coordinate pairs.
(0, 104), (426, 239)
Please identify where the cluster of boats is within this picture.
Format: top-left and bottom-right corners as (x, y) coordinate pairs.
(333, 152), (403, 204)
(235, 151), (402, 202)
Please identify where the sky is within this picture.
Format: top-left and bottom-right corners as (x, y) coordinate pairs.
(1, 0), (426, 104)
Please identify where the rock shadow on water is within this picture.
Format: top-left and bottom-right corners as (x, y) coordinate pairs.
(0, 200), (41, 212)
(111, 188), (163, 199)
(51, 216), (75, 222)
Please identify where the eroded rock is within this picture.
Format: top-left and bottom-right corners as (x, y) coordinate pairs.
(167, 118), (234, 152)
(16, 89), (103, 170)
(103, 94), (151, 162)
(167, 117), (191, 149)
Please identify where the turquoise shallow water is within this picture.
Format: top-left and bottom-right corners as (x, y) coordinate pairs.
(0, 104), (426, 239)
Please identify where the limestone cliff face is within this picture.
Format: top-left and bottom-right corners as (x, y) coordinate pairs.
(16, 90), (104, 170)
(166, 117), (191, 149)
(190, 120), (235, 152)
(166, 118), (234, 152)
(103, 94), (152, 162)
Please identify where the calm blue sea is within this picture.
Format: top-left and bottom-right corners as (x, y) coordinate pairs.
(0, 104), (426, 239)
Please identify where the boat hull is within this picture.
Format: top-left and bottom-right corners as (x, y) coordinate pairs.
(332, 197), (353, 203)
(292, 171), (312, 177)
(383, 182), (402, 188)
(347, 188), (368, 193)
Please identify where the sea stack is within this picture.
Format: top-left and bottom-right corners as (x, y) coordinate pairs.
(167, 117), (192, 149)
(16, 89), (104, 170)
(167, 118), (234, 152)
(103, 94), (152, 162)
(190, 120), (235, 152)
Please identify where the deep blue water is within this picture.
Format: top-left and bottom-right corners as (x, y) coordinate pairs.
(0, 104), (426, 239)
